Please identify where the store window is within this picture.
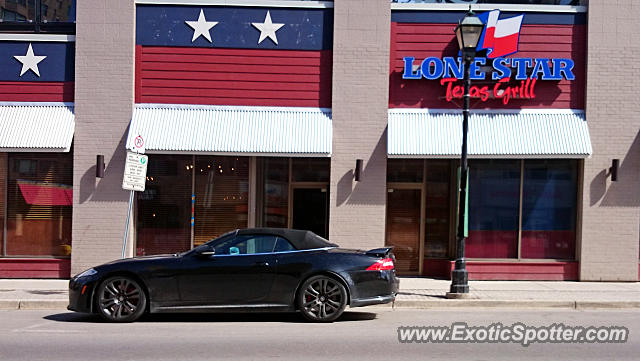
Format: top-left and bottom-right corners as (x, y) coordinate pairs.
(5, 152), (72, 257)
(136, 155), (250, 255)
(0, 0), (75, 33)
(467, 160), (520, 258)
(136, 155), (192, 256)
(262, 157), (289, 228)
(137, 156), (330, 255)
(467, 159), (578, 260)
(521, 160), (577, 259)
(258, 157), (330, 236)
(194, 156), (249, 246)
(0, 153), (6, 256)
(292, 158), (330, 183)
(391, 1), (583, 4)
(387, 159), (423, 183)
(424, 160), (451, 258)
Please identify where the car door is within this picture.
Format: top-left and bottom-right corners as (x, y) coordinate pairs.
(178, 234), (277, 305)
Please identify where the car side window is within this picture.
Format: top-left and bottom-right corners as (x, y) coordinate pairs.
(213, 235), (278, 255)
(274, 237), (296, 253)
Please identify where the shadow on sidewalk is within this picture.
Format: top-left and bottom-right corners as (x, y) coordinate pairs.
(43, 310), (378, 323)
(397, 291), (447, 299)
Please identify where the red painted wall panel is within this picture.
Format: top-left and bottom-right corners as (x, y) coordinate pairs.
(0, 82), (74, 102)
(0, 258), (70, 278)
(390, 23), (586, 109)
(422, 259), (579, 280)
(137, 46), (332, 107)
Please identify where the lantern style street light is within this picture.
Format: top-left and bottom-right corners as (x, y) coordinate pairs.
(449, 10), (484, 295)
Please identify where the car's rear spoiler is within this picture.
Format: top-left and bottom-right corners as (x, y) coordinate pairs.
(365, 247), (394, 258)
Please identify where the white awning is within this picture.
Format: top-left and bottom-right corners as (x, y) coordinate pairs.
(127, 104), (332, 156)
(388, 109), (592, 158)
(0, 103), (75, 152)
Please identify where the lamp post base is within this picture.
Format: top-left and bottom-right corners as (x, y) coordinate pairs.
(449, 259), (469, 294)
(445, 291), (474, 299)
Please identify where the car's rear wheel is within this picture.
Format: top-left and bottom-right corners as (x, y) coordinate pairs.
(297, 275), (347, 322)
(96, 276), (146, 322)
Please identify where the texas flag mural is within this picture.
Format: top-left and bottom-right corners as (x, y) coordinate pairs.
(476, 10), (524, 59)
(135, 5), (333, 108)
(0, 41), (75, 102)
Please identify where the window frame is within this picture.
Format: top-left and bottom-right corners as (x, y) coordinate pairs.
(465, 158), (580, 262)
(0, 0), (75, 34)
(385, 158), (582, 264)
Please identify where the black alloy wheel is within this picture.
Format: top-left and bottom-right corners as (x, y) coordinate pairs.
(96, 276), (147, 322)
(297, 275), (347, 322)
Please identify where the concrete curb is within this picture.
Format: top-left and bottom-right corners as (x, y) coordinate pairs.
(393, 300), (576, 309)
(393, 300), (640, 310)
(0, 300), (19, 310)
(0, 300), (67, 310)
(575, 301), (640, 309)
(19, 300), (68, 310)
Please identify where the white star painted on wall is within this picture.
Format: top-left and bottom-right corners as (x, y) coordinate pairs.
(185, 9), (218, 43)
(252, 11), (285, 45)
(14, 43), (47, 77)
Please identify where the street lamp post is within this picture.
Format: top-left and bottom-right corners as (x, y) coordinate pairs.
(449, 10), (484, 295)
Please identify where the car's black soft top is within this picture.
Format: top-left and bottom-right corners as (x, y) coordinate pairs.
(236, 228), (338, 250)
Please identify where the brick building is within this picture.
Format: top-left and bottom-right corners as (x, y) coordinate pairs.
(0, 0), (637, 282)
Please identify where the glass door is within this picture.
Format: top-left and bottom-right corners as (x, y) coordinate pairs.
(291, 187), (328, 238)
(424, 160), (452, 259)
(386, 188), (421, 275)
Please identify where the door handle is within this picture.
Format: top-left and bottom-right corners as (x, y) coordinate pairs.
(255, 261), (270, 267)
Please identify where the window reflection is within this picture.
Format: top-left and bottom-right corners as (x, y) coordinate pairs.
(392, 0), (581, 4)
(0, 0), (75, 23)
(467, 159), (520, 259)
(521, 160), (577, 259)
(136, 155), (192, 256)
(194, 156), (249, 246)
(262, 158), (289, 228)
(6, 153), (73, 257)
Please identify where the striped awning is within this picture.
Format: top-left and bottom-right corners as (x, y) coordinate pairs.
(388, 109), (592, 158)
(0, 103), (75, 152)
(127, 104), (332, 156)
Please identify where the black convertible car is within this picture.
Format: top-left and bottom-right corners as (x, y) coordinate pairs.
(68, 228), (399, 322)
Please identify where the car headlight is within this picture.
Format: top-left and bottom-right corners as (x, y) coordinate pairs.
(75, 268), (97, 279)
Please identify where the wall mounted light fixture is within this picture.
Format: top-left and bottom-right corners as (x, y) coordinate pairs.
(610, 159), (619, 182)
(355, 159), (363, 182)
(96, 155), (105, 178)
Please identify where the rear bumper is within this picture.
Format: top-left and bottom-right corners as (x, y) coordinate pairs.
(350, 294), (395, 308)
(348, 269), (399, 307)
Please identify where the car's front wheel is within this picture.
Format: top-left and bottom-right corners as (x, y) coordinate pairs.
(96, 276), (147, 322)
(297, 275), (347, 322)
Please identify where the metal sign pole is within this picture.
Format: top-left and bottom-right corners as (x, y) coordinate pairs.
(122, 189), (134, 259)
(121, 135), (147, 259)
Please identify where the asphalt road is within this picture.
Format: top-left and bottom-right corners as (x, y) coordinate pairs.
(0, 308), (638, 360)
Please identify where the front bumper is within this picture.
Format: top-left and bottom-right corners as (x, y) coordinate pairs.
(68, 277), (98, 313)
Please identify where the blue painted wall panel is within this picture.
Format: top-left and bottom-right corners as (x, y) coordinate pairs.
(136, 5), (333, 50)
(0, 42), (75, 82)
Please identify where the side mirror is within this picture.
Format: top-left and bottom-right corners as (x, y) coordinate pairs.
(196, 247), (215, 258)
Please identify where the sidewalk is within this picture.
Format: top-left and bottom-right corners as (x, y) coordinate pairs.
(1, 278), (639, 310)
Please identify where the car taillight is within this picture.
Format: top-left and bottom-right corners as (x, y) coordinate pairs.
(366, 258), (395, 271)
